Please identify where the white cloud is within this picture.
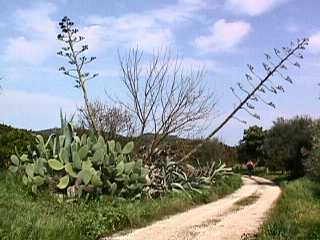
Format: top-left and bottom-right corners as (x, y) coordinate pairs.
(83, 14), (173, 55)
(179, 58), (221, 72)
(4, 2), (58, 65)
(286, 23), (300, 33)
(309, 32), (320, 54)
(194, 19), (251, 53)
(226, 0), (287, 16)
(0, 90), (77, 130)
(83, 0), (214, 55)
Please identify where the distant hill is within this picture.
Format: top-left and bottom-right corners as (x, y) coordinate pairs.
(0, 123), (238, 168)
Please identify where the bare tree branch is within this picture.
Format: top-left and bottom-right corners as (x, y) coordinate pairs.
(119, 48), (216, 163)
(78, 100), (134, 138)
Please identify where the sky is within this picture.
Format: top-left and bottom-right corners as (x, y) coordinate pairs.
(0, 0), (320, 145)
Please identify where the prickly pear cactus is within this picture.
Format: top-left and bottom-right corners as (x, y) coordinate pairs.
(10, 122), (149, 199)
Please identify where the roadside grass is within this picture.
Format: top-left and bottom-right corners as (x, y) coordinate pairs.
(0, 171), (242, 240)
(255, 177), (320, 240)
(234, 193), (260, 207)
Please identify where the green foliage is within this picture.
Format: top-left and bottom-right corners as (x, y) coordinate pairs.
(256, 178), (320, 240)
(303, 120), (320, 181)
(263, 116), (313, 177)
(0, 124), (35, 169)
(161, 137), (238, 167)
(10, 123), (148, 199)
(238, 125), (266, 163)
(0, 171), (242, 240)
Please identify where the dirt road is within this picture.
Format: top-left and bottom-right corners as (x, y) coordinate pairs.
(105, 176), (281, 240)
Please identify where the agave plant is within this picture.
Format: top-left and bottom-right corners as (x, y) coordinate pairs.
(146, 149), (205, 198)
(188, 159), (233, 186)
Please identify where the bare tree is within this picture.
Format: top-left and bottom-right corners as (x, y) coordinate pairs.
(57, 16), (99, 134)
(178, 38), (309, 163)
(78, 100), (134, 138)
(119, 48), (215, 163)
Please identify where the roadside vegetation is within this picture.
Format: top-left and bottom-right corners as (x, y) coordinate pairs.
(239, 117), (320, 240)
(0, 171), (241, 240)
(255, 178), (320, 240)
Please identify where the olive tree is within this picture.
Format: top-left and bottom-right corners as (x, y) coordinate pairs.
(264, 116), (313, 177)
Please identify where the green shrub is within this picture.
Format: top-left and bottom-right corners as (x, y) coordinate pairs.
(263, 116), (313, 177)
(303, 120), (320, 181)
(0, 124), (35, 169)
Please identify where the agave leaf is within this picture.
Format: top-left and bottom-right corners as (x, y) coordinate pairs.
(57, 175), (69, 189)
(72, 152), (82, 170)
(87, 135), (97, 148)
(45, 134), (55, 149)
(115, 142), (122, 153)
(108, 140), (115, 153)
(71, 142), (78, 153)
(64, 123), (74, 146)
(171, 182), (185, 191)
(59, 148), (69, 163)
(80, 134), (87, 146)
(173, 171), (188, 181)
(36, 135), (45, 146)
(122, 142), (134, 154)
(97, 136), (105, 145)
(73, 136), (81, 145)
(59, 135), (66, 149)
(52, 136), (58, 157)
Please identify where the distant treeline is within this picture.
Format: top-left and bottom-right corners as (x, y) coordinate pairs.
(0, 123), (238, 169)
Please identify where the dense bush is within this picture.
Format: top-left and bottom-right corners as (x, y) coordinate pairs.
(162, 137), (238, 167)
(0, 124), (35, 169)
(303, 120), (320, 181)
(238, 125), (266, 164)
(263, 116), (313, 177)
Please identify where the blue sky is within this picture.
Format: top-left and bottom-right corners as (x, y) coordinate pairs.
(0, 0), (320, 145)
